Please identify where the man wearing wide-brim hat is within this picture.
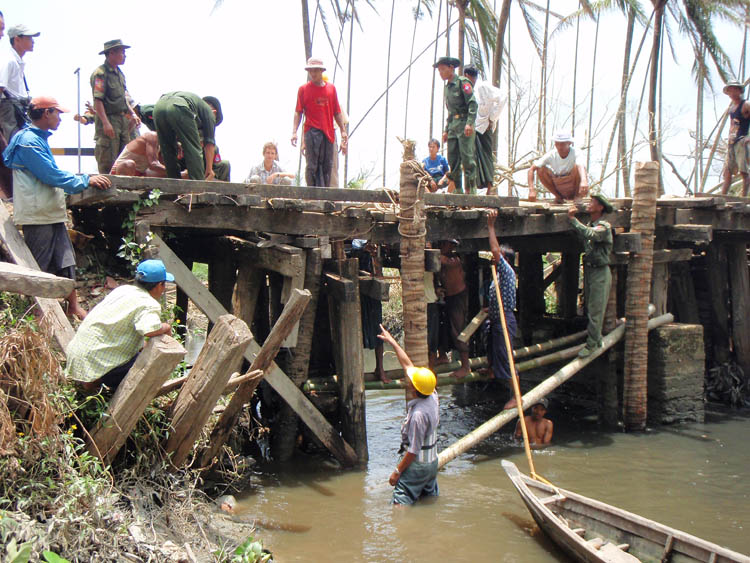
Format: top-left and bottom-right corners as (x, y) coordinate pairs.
(291, 57), (349, 187)
(90, 39), (141, 174)
(567, 192), (614, 358)
(722, 80), (750, 197)
(528, 130), (590, 203)
(434, 56), (478, 194)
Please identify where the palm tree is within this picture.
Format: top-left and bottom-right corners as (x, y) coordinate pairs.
(452, 0), (497, 72)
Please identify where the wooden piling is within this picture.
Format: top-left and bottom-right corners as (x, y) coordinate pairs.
(558, 252), (580, 319)
(598, 267), (619, 427)
(88, 335), (186, 463)
(705, 243), (731, 364)
(623, 162), (659, 430)
(164, 314), (253, 468)
(668, 260), (700, 324)
(327, 258), (368, 463)
(518, 253), (545, 343)
(727, 242), (750, 377)
(272, 247), (323, 462)
(398, 143), (429, 368)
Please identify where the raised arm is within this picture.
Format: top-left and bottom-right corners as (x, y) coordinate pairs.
(377, 324), (413, 371)
(487, 209), (502, 263)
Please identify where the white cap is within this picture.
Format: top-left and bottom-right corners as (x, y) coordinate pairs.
(8, 25), (40, 39)
(552, 131), (574, 143)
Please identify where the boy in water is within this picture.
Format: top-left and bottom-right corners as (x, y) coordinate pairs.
(514, 398), (553, 447)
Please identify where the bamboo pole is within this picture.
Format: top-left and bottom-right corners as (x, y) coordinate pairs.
(623, 162), (659, 430)
(437, 313), (674, 469)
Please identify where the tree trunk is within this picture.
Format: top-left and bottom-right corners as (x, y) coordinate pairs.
(623, 162), (659, 431)
(586, 13), (601, 172)
(648, 1), (666, 164)
(572, 6), (581, 135)
(538, 0), (551, 154)
(491, 0), (511, 157)
(618, 8), (636, 197)
(301, 0), (312, 59)
(404, 1), (421, 137)
(428, 0), (444, 140)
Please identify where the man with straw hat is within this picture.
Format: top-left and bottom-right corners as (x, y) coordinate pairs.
(528, 131), (589, 202)
(378, 324), (439, 506)
(90, 39), (140, 174)
(291, 57), (348, 187)
(567, 193), (614, 358)
(722, 80), (750, 197)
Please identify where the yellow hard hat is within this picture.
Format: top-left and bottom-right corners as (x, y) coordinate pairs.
(406, 366), (437, 395)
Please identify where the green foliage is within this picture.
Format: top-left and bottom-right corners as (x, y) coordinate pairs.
(192, 262), (209, 283)
(0, 293), (35, 336)
(116, 189), (162, 269)
(215, 535), (272, 563)
(42, 551), (70, 563)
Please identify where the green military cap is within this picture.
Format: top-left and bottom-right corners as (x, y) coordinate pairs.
(138, 104), (155, 131)
(591, 192), (614, 213)
(203, 96), (223, 126)
(724, 80), (745, 94)
(433, 56), (460, 69)
(100, 39), (131, 55)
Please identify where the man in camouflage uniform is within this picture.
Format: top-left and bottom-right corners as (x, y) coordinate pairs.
(434, 56), (477, 194)
(90, 39), (139, 173)
(567, 194), (614, 358)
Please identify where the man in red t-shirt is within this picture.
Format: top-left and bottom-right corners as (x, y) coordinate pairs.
(291, 57), (348, 187)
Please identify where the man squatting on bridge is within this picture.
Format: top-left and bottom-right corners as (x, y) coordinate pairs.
(528, 131), (590, 203)
(378, 324), (440, 506)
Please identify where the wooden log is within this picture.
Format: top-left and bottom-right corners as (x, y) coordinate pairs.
(706, 243), (731, 364)
(200, 287), (313, 467)
(513, 329), (587, 359)
(359, 276), (390, 301)
(0, 261), (75, 299)
(518, 253), (545, 343)
(232, 263), (264, 329)
(208, 252), (237, 334)
(614, 232), (643, 253)
(727, 242), (750, 377)
(324, 272), (357, 302)
(436, 313), (674, 468)
(154, 233), (356, 465)
(557, 252), (580, 319)
(668, 261), (700, 324)
(0, 203), (74, 351)
(156, 369), (264, 398)
(164, 315), (253, 468)
(623, 162), (659, 431)
(327, 258), (367, 463)
(659, 224), (713, 243)
(272, 247), (323, 461)
(458, 310), (488, 344)
(88, 335), (186, 463)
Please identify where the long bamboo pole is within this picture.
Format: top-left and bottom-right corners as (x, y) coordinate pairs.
(586, 13), (601, 172)
(383, 0), (396, 186)
(437, 313), (674, 469)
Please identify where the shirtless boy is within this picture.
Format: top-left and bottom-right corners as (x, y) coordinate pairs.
(439, 239), (471, 378)
(110, 131), (166, 177)
(515, 398), (553, 447)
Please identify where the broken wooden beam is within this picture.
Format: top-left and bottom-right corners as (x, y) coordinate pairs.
(659, 224), (713, 243)
(200, 287), (313, 466)
(458, 310), (488, 344)
(88, 335), (186, 464)
(324, 272), (357, 302)
(359, 276), (390, 301)
(0, 203), (74, 351)
(164, 314), (254, 468)
(0, 261), (75, 299)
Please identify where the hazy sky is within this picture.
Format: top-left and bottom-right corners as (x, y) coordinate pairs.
(3, 0), (746, 196)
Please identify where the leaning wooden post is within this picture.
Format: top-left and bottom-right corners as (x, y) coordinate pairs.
(200, 288), (312, 467)
(272, 247), (323, 461)
(727, 242), (750, 377)
(88, 335), (186, 464)
(164, 314), (253, 468)
(623, 162), (659, 430)
(327, 258), (368, 463)
(398, 139), (429, 368)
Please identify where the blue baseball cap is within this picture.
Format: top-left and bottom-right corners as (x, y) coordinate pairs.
(135, 259), (175, 283)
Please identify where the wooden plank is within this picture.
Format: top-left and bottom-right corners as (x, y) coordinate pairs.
(88, 335), (186, 463)
(727, 242), (750, 377)
(324, 272), (357, 302)
(423, 192), (518, 208)
(152, 234), (357, 466)
(614, 233), (642, 253)
(165, 314), (253, 467)
(0, 203), (74, 351)
(659, 224), (713, 242)
(67, 187), (140, 207)
(200, 288), (315, 466)
(0, 261), (75, 299)
(611, 248), (693, 266)
(235, 239), (304, 279)
(458, 309), (488, 344)
(232, 263), (263, 329)
(359, 276), (390, 301)
(656, 197), (720, 208)
(327, 259), (367, 463)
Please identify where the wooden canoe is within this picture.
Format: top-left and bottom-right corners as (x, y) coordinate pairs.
(502, 460), (750, 563)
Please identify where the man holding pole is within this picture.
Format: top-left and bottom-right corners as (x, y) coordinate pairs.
(567, 194), (614, 358)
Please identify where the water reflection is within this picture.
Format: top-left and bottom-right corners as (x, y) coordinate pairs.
(235, 389), (750, 562)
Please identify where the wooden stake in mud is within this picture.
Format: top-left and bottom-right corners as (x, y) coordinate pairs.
(398, 139), (429, 368)
(623, 162), (659, 430)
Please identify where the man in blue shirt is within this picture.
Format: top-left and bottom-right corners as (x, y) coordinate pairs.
(3, 96), (111, 319)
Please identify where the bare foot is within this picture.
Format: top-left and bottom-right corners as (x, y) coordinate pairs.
(435, 354), (450, 366)
(67, 304), (87, 321)
(451, 365), (470, 379)
(376, 368), (392, 384)
(503, 397), (517, 410)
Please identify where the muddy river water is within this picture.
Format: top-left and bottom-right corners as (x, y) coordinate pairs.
(233, 387), (750, 562)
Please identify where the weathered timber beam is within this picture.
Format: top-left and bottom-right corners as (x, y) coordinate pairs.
(229, 237), (304, 279)
(0, 203), (74, 351)
(614, 232), (642, 253)
(359, 276), (390, 301)
(88, 335), (186, 463)
(152, 234), (357, 465)
(458, 310), (488, 343)
(673, 208), (750, 231)
(543, 261), (563, 288)
(658, 224), (713, 242)
(67, 185), (141, 207)
(0, 261), (75, 299)
(656, 197), (722, 208)
(324, 272), (357, 302)
(610, 248), (693, 266)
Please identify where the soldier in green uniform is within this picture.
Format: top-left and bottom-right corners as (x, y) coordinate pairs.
(90, 39), (139, 173)
(567, 193), (614, 358)
(152, 91), (223, 180)
(434, 57), (478, 194)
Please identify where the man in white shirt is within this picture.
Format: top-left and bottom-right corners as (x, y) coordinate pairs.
(0, 24), (39, 141)
(463, 65), (504, 194)
(528, 131), (589, 202)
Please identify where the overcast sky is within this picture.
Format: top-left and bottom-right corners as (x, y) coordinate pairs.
(4, 0), (746, 196)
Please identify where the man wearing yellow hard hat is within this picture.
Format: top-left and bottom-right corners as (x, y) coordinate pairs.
(378, 324), (440, 506)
